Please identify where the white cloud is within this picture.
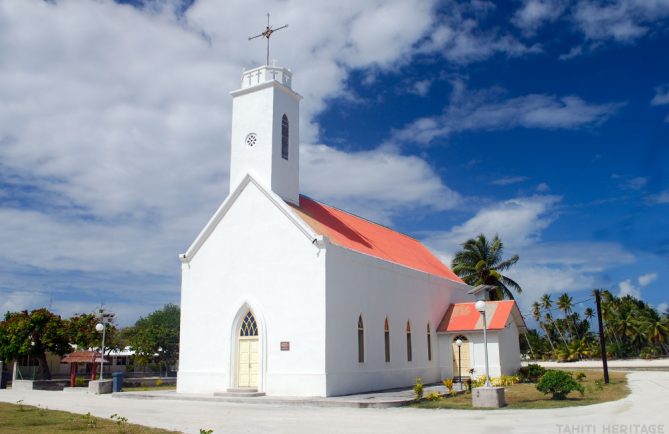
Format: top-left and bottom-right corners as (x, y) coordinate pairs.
(657, 302), (669, 314)
(301, 144), (460, 224)
(638, 272), (658, 287)
(492, 176), (530, 186)
(416, 2), (541, 64)
(410, 79), (433, 96)
(421, 195), (635, 311)
(616, 272), (658, 299)
(512, 0), (568, 34)
(423, 195), (561, 258)
(573, 0), (669, 43)
(536, 182), (550, 192)
(0, 0), (461, 316)
(618, 279), (641, 298)
(646, 190), (669, 204)
(651, 84), (669, 106)
(390, 84), (624, 145)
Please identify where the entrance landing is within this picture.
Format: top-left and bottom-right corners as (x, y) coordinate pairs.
(112, 384), (447, 408)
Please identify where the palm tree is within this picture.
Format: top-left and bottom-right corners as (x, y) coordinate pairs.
(557, 293), (576, 338)
(584, 307), (594, 322)
(532, 301), (555, 352)
(541, 294), (568, 346)
(451, 234), (522, 300)
(642, 316), (669, 353)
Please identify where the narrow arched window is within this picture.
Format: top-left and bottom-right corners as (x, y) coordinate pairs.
(240, 311), (258, 336)
(384, 317), (390, 363)
(426, 323), (432, 362)
(281, 114), (289, 160)
(406, 321), (412, 362)
(357, 315), (365, 363)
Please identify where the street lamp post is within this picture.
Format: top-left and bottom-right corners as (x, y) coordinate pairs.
(455, 338), (463, 384)
(475, 300), (492, 387)
(95, 322), (106, 380)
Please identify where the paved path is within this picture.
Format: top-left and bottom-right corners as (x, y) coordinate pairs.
(525, 358), (669, 370)
(1, 371), (668, 434)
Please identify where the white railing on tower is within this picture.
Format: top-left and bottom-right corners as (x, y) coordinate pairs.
(241, 65), (292, 89)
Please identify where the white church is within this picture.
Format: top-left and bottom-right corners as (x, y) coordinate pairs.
(176, 62), (526, 397)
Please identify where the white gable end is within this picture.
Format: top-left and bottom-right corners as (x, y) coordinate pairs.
(178, 175), (328, 395)
(180, 174), (322, 265)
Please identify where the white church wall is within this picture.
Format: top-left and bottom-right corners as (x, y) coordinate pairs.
(469, 332), (503, 379)
(498, 320), (521, 375)
(323, 244), (472, 396)
(437, 334), (456, 380)
(177, 181), (326, 396)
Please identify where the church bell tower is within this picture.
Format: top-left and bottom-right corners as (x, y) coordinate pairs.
(229, 65), (302, 205)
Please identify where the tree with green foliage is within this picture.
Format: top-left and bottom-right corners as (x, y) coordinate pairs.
(66, 311), (119, 353)
(0, 309), (71, 379)
(451, 234), (522, 300)
(124, 304), (180, 374)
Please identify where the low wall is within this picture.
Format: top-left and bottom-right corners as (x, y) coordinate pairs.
(11, 379), (70, 391)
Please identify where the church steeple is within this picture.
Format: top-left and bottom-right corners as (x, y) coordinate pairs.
(229, 64), (302, 204)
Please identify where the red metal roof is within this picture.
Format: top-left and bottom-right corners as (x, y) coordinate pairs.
(437, 300), (522, 333)
(61, 351), (105, 364)
(289, 196), (463, 283)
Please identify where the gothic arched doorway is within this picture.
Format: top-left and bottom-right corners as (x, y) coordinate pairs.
(237, 311), (259, 388)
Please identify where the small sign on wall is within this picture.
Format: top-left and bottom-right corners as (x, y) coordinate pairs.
(280, 341), (290, 351)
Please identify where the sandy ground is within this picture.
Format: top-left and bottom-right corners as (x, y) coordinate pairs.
(525, 358), (669, 369)
(1, 371), (668, 434)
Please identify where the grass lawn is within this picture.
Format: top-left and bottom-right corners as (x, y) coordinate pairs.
(411, 370), (629, 410)
(0, 401), (179, 433)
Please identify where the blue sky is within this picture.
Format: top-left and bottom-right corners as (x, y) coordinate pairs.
(0, 0), (667, 325)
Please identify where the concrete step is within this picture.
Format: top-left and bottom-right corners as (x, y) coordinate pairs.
(215, 388), (265, 397)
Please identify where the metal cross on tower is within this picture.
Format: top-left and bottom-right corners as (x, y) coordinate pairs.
(248, 13), (288, 66)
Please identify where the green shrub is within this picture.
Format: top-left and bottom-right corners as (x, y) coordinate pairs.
(74, 377), (86, 387)
(575, 372), (587, 382)
(155, 378), (164, 387)
(594, 379), (604, 391)
(518, 364), (546, 383)
(413, 377), (424, 399)
(536, 370), (585, 400)
(425, 391), (443, 401)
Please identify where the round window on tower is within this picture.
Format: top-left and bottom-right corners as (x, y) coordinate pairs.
(245, 133), (257, 147)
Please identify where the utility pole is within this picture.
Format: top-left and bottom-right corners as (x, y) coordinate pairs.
(594, 289), (609, 384)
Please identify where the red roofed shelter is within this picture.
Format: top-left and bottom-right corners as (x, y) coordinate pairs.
(61, 351), (109, 387)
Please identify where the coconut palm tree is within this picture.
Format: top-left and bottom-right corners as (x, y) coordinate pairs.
(451, 234), (522, 300)
(557, 293), (576, 338)
(541, 294), (568, 346)
(584, 307), (594, 322)
(532, 301), (555, 352)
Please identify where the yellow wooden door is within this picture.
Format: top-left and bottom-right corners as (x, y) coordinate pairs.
(452, 341), (471, 376)
(248, 339), (259, 388)
(238, 338), (259, 388)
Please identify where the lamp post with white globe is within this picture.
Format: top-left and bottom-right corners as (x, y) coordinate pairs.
(95, 322), (106, 380)
(455, 338), (463, 385)
(475, 300), (492, 387)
